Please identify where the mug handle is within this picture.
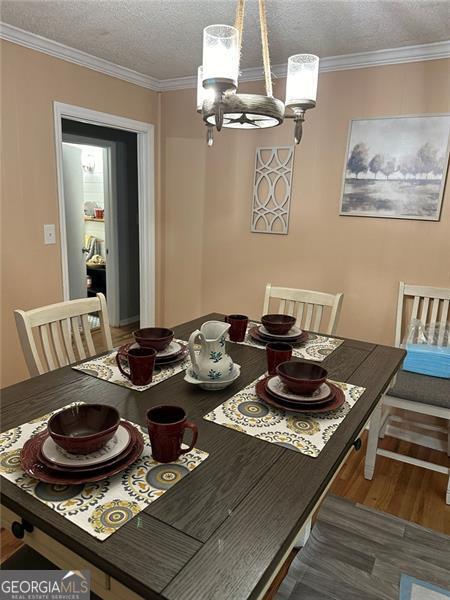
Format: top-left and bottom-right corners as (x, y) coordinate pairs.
(180, 421), (198, 455)
(116, 349), (131, 379)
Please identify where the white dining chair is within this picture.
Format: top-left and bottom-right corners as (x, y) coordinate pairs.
(364, 282), (450, 504)
(14, 293), (113, 377)
(262, 283), (344, 335)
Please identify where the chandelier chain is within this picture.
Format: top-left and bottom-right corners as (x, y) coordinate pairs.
(258, 0), (273, 97)
(234, 0), (246, 52)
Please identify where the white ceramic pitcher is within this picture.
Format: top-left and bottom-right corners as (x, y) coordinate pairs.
(188, 320), (234, 381)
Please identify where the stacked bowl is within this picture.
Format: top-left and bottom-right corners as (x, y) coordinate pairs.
(249, 314), (309, 346)
(256, 361), (345, 414)
(20, 404), (143, 484)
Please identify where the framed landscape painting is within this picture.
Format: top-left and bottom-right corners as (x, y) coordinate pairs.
(339, 114), (450, 220)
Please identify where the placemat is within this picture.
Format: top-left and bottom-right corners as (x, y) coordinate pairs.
(0, 403), (208, 541)
(234, 323), (344, 362)
(204, 377), (365, 458)
(72, 338), (190, 391)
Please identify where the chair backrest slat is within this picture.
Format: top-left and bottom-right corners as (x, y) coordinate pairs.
(438, 300), (449, 346)
(71, 316), (87, 360)
(313, 305), (323, 332)
(430, 297), (440, 325)
(14, 293), (113, 376)
(304, 303), (314, 330)
(50, 321), (68, 368)
(40, 324), (56, 371)
(278, 299), (286, 314)
(419, 297), (429, 324)
(263, 284), (343, 335)
(81, 314), (96, 356)
(60, 318), (76, 364)
(296, 302), (305, 325)
(411, 296), (420, 321)
(395, 282), (450, 347)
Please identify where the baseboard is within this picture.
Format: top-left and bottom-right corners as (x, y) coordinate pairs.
(119, 315), (140, 326)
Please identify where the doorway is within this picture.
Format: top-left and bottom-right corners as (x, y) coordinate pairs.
(53, 102), (155, 327)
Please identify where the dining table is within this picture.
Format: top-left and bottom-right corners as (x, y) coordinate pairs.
(0, 312), (405, 600)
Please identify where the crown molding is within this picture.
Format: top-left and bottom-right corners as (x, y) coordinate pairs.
(0, 22), (162, 91)
(159, 39), (450, 91)
(1, 22), (449, 93)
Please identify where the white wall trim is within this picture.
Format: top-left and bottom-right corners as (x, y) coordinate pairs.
(2, 22), (449, 92)
(53, 102), (156, 326)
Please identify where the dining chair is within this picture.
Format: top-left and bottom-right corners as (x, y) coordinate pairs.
(364, 282), (450, 504)
(14, 293), (113, 377)
(262, 283), (344, 335)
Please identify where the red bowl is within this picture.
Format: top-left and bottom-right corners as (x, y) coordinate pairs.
(261, 314), (296, 335)
(276, 361), (328, 396)
(133, 327), (174, 351)
(47, 404), (120, 455)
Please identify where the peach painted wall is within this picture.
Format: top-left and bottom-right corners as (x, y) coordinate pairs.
(161, 59), (450, 345)
(2, 41), (449, 389)
(1, 40), (160, 387)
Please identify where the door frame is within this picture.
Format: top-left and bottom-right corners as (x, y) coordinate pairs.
(62, 136), (120, 327)
(53, 102), (155, 326)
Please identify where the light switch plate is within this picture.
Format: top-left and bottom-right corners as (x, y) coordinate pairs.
(44, 224), (56, 245)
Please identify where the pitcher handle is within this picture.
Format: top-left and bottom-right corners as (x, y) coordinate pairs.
(188, 330), (203, 374)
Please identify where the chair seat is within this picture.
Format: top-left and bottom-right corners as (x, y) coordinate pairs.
(388, 369), (450, 409)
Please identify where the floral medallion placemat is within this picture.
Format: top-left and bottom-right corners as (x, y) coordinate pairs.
(72, 339), (190, 392)
(233, 323), (344, 362)
(0, 404), (208, 541)
(203, 377), (365, 458)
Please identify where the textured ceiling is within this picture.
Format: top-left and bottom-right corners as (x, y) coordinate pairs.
(1, 0), (449, 80)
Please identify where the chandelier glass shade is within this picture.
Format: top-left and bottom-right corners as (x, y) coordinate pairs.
(197, 0), (319, 146)
(202, 25), (240, 90)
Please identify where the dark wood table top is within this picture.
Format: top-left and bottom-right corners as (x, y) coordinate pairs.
(1, 313), (405, 600)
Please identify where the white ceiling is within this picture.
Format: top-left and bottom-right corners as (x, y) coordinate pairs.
(1, 0), (449, 81)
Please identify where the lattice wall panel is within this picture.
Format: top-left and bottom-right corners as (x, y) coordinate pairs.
(251, 146), (294, 234)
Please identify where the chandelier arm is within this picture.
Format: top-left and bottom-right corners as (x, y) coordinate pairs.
(258, 0), (273, 97)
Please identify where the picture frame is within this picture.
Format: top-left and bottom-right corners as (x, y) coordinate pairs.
(339, 114), (450, 221)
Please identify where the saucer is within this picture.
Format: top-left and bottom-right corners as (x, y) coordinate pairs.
(38, 422), (137, 473)
(184, 364), (241, 390)
(266, 377), (332, 402)
(256, 378), (345, 414)
(249, 327), (309, 346)
(258, 325), (303, 340)
(21, 423), (144, 484)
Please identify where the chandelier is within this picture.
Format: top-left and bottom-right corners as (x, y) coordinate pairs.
(197, 0), (319, 146)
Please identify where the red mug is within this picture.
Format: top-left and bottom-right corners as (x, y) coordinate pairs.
(266, 342), (293, 376)
(116, 347), (156, 386)
(147, 405), (198, 463)
(226, 314), (248, 342)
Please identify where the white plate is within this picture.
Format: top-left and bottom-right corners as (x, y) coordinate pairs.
(184, 364), (241, 390)
(41, 423), (131, 467)
(130, 341), (182, 358)
(258, 325), (303, 340)
(156, 341), (182, 358)
(267, 377), (331, 402)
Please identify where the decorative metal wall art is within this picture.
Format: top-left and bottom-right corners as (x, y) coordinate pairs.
(251, 146), (294, 234)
